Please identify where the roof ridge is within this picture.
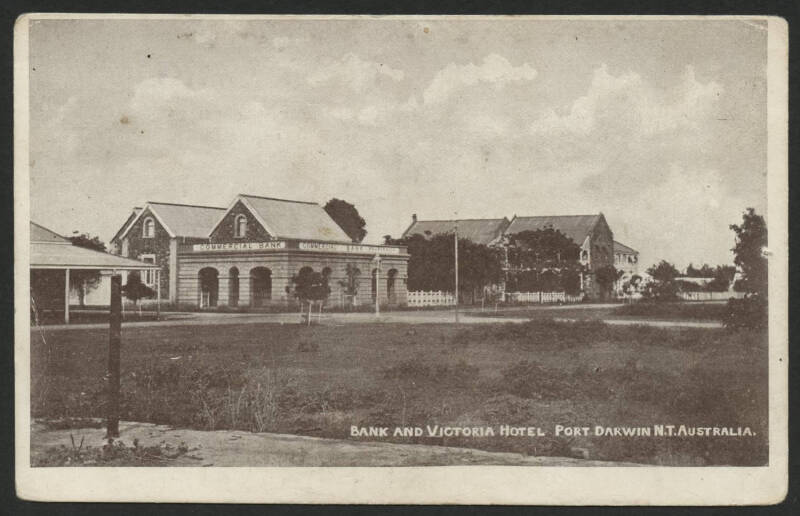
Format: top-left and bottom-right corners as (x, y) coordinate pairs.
(413, 217), (507, 223)
(239, 194), (318, 206)
(513, 213), (601, 219)
(148, 201), (226, 210)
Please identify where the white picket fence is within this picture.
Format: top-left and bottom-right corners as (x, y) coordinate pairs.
(407, 290), (456, 307)
(504, 292), (584, 304)
(679, 291), (746, 301)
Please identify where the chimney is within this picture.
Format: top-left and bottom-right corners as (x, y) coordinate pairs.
(412, 213), (417, 223)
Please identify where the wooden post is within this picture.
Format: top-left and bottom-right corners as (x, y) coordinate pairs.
(454, 223), (459, 323)
(107, 274), (122, 438)
(64, 268), (70, 324)
(156, 269), (161, 319)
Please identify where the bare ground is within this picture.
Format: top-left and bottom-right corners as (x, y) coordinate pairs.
(31, 420), (636, 467)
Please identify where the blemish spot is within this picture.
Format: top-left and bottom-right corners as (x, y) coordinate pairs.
(147, 54), (151, 59)
(120, 116), (129, 124)
(423, 27), (429, 34)
(140, 130), (144, 134)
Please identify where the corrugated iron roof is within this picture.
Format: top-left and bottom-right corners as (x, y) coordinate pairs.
(31, 222), (70, 243)
(613, 241), (638, 254)
(31, 222), (159, 270)
(402, 218), (509, 245)
(504, 214), (602, 246)
(147, 202), (226, 239)
(240, 194), (352, 242)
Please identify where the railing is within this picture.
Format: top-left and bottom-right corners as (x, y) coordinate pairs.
(407, 290), (456, 307)
(504, 292), (584, 304)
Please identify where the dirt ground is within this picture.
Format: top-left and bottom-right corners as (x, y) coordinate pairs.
(30, 421), (637, 467)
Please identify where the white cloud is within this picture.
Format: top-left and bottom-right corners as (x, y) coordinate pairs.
(129, 77), (213, 119)
(423, 54), (537, 105)
(530, 64), (723, 136)
(307, 53), (404, 92)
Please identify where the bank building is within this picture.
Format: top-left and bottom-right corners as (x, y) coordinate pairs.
(110, 194), (409, 308)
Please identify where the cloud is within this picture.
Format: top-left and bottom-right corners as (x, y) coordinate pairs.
(129, 77), (213, 120)
(423, 54), (537, 104)
(531, 64), (723, 136)
(307, 53), (404, 92)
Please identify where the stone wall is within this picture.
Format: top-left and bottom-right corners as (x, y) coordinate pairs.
(209, 200), (272, 243)
(123, 207), (171, 299)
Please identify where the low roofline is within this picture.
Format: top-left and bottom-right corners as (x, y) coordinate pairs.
(30, 221), (70, 243)
(409, 217), (509, 223)
(511, 213), (601, 220)
(147, 201), (226, 210)
(239, 193), (318, 206)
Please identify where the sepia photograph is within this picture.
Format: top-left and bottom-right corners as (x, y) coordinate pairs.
(14, 14), (787, 504)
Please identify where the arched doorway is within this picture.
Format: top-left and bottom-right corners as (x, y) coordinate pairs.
(387, 268), (398, 304)
(228, 267), (239, 307)
(198, 267), (219, 308)
(250, 267), (272, 307)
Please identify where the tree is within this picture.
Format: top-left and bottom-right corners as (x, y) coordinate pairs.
(595, 265), (619, 299)
(324, 198), (367, 243)
(504, 228), (585, 294)
(338, 264), (361, 306)
(385, 233), (503, 302)
(122, 272), (155, 313)
(706, 265), (736, 292)
(643, 260), (681, 302)
(291, 268), (331, 302)
(69, 232), (107, 306)
(685, 263), (716, 278)
(730, 208), (768, 297)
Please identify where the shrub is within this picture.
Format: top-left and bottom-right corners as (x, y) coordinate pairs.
(723, 295), (767, 330)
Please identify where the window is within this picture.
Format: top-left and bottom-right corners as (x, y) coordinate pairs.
(234, 214), (247, 238)
(143, 217), (155, 238)
(140, 254), (156, 286)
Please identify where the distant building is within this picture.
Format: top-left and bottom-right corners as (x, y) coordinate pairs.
(401, 212), (624, 299)
(504, 214), (614, 298)
(402, 214), (510, 246)
(613, 241), (640, 295)
(111, 194), (409, 308)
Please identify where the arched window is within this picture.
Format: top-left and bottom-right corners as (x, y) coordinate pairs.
(234, 214), (247, 238)
(143, 217), (155, 238)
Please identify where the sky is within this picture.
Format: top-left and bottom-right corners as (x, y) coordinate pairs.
(27, 17), (769, 269)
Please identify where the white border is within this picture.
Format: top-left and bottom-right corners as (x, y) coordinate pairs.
(14, 14), (789, 505)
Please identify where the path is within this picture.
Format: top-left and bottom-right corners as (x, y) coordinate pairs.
(30, 421), (639, 467)
(32, 303), (722, 331)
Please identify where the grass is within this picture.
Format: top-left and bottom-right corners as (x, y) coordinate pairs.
(31, 319), (767, 466)
(611, 302), (728, 321)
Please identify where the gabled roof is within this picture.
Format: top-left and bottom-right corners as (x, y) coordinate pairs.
(613, 241), (638, 254)
(117, 202), (226, 240)
(402, 217), (510, 245)
(504, 214), (603, 246)
(111, 207), (142, 244)
(211, 194), (352, 242)
(31, 221), (70, 243)
(31, 222), (159, 270)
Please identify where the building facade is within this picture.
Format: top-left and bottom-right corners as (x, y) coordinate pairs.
(112, 194), (409, 308)
(405, 212), (625, 299)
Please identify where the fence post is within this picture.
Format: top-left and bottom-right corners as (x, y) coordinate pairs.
(107, 274), (122, 438)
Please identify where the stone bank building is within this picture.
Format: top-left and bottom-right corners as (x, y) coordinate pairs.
(111, 194), (409, 308)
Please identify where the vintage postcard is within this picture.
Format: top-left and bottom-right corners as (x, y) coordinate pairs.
(14, 14), (788, 504)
